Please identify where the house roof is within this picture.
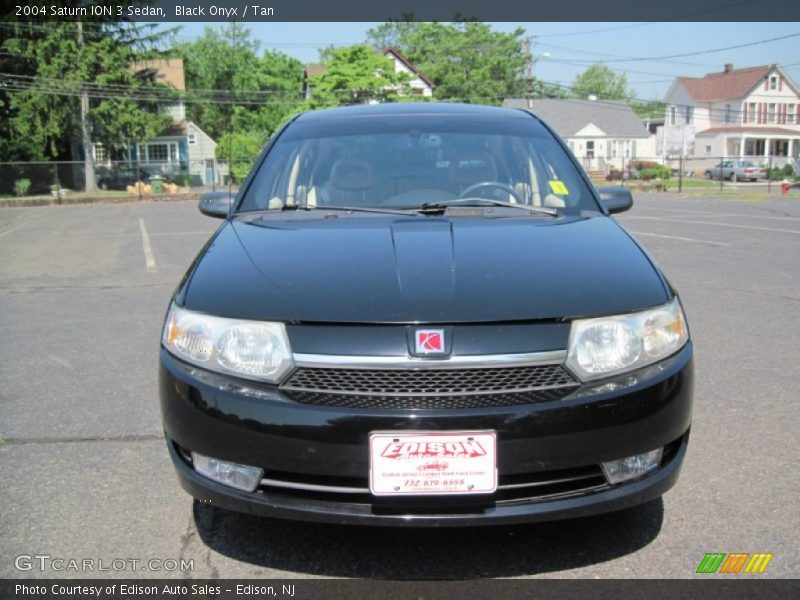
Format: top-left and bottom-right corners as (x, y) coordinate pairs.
(381, 47), (435, 88)
(304, 64), (327, 77)
(132, 58), (185, 91)
(156, 120), (189, 137)
(502, 98), (649, 138)
(697, 125), (800, 137)
(676, 65), (772, 102)
(303, 48), (434, 88)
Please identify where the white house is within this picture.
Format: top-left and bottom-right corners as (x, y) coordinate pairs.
(303, 47), (434, 101)
(502, 98), (654, 175)
(661, 64), (800, 168)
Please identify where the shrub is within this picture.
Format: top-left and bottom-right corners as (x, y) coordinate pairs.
(640, 165), (671, 180)
(13, 179), (31, 197)
(172, 174), (195, 187)
(606, 170), (624, 181)
(781, 164), (795, 178)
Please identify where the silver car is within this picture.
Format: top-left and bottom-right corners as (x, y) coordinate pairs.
(704, 160), (766, 182)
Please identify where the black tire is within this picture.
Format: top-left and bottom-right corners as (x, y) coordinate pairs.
(704, 171), (713, 180)
(729, 172), (736, 181)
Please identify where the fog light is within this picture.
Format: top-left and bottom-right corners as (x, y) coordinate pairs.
(191, 452), (263, 492)
(601, 448), (663, 484)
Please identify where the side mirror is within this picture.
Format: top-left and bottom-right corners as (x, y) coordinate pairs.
(597, 186), (633, 214)
(198, 192), (233, 218)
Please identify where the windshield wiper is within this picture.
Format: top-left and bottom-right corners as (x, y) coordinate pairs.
(280, 204), (418, 216)
(417, 198), (558, 217)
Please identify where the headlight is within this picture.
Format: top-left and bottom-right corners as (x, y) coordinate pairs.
(566, 297), (688, 381)
(162, 303), (293, 382)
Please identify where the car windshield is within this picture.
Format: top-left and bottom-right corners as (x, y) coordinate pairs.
(237, 114), (599, 216)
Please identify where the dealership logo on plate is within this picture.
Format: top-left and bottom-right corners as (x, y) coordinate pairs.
(415, 329), (445, 354)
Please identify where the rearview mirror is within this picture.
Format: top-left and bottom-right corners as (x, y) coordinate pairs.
(597, 186), (633, 214)
(198, 192), (233, 218)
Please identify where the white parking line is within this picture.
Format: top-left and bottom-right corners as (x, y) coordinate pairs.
(627, 230), (728, 246)
(138, 218), (157, 272)
(623, 216), (800, 235)
(633, 208), (800, 221)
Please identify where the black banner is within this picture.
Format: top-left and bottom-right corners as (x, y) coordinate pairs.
(4, 0), (800, 22)
(2, 579), (800, 600)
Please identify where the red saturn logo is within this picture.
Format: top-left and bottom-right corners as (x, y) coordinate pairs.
(415, 329), (445, 354)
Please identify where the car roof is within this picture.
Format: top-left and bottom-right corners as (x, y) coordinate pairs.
(294, 102), (535, 122)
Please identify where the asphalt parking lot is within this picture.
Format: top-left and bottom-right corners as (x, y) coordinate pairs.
(1, 193), (798, 579)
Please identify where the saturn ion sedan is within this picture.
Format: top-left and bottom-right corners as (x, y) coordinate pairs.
(159, 103), (693, 526)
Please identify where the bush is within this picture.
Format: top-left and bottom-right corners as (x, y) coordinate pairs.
(640, 165), (671, 180)
(606, 170), (624, 181)
(628, 160), (659, 171)
(13, 179), (31, 197)
(781, 164), (795, 178)
(172, 174), (195, 187)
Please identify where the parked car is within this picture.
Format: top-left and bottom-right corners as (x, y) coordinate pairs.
(704, 160), (766, 181)
(160, 103), (693, 526)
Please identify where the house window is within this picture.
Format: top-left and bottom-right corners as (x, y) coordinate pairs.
(769, 76), (778, 90)
(768, 103), (777, 124)
(93, 144), (107, 163)
(148, 144), (169, 162)
(137, 142), (179, 164)
(748, 102), (757, 123)
(669, 106), (676, 126)
(188, 133), (197, 145)
(705, 145), (712, 155)
(684, 106), (693, 125)
(724, 104), (732, 124)
(788, 104), (797, 125)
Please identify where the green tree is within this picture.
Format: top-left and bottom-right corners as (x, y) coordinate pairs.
(177, 24), (304, 142)
(306, 45), (410, 109)
(1, 19), (173, 183)
(365, 19), (418, 51)
(377, 22), (527, 105)
(631, 100), (666, 120)
(216, 132), (262, 183)
(572, 63), (634, 101)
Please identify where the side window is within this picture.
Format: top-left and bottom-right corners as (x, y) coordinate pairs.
(241, 143), (296, 210)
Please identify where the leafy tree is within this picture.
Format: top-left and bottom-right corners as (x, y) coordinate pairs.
(216, 132), (262, 183)
(369, 22), (527, 105)
(1, 19), (173, 185)
(306, 45), (410, 109)
(572, 63), (634, 101)
(365, 19), (418, 51)
(177, 24), (304, 142)
(632, 100), (667, 120)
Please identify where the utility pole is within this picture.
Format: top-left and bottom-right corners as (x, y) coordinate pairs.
(524, 36), (534, 109)
(78, 21), (97, 192)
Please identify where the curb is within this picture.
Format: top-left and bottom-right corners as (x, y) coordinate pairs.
(0, 192), (207, 208)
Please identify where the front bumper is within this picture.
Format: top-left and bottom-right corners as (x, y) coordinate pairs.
(160, 343), (693, 527)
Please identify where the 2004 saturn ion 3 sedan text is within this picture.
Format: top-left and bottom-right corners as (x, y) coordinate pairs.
(159, 103), (693, 526)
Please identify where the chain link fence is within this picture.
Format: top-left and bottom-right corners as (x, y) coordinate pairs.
(574, 155), (799, 193)
(0, 158), (260, 200)
(3, 155), (798, 201)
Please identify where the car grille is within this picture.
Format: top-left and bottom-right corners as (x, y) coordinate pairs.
(280, 364), (579, 409)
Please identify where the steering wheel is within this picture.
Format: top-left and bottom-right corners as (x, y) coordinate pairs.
(460, 181), (524, 204)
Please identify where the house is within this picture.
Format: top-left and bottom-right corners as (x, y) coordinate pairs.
(502, 98), (654, 175)
(661, 64), (800, 168)
(94, 58), (221, 186)
(302, 47), (434, 101)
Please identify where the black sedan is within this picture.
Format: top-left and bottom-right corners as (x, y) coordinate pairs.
(160, 103), (693, 526)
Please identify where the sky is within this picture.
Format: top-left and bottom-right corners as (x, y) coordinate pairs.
(165, 21), (800, 101)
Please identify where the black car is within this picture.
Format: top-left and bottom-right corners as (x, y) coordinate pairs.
(160, 103), (693, 526)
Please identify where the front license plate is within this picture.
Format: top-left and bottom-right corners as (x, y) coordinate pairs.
(369, 431), (497, 496)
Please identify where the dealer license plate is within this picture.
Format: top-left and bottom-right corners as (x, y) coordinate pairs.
(369, 431), (497, 496)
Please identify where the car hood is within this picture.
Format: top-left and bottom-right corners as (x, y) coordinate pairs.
(180, 215), (668, 324)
